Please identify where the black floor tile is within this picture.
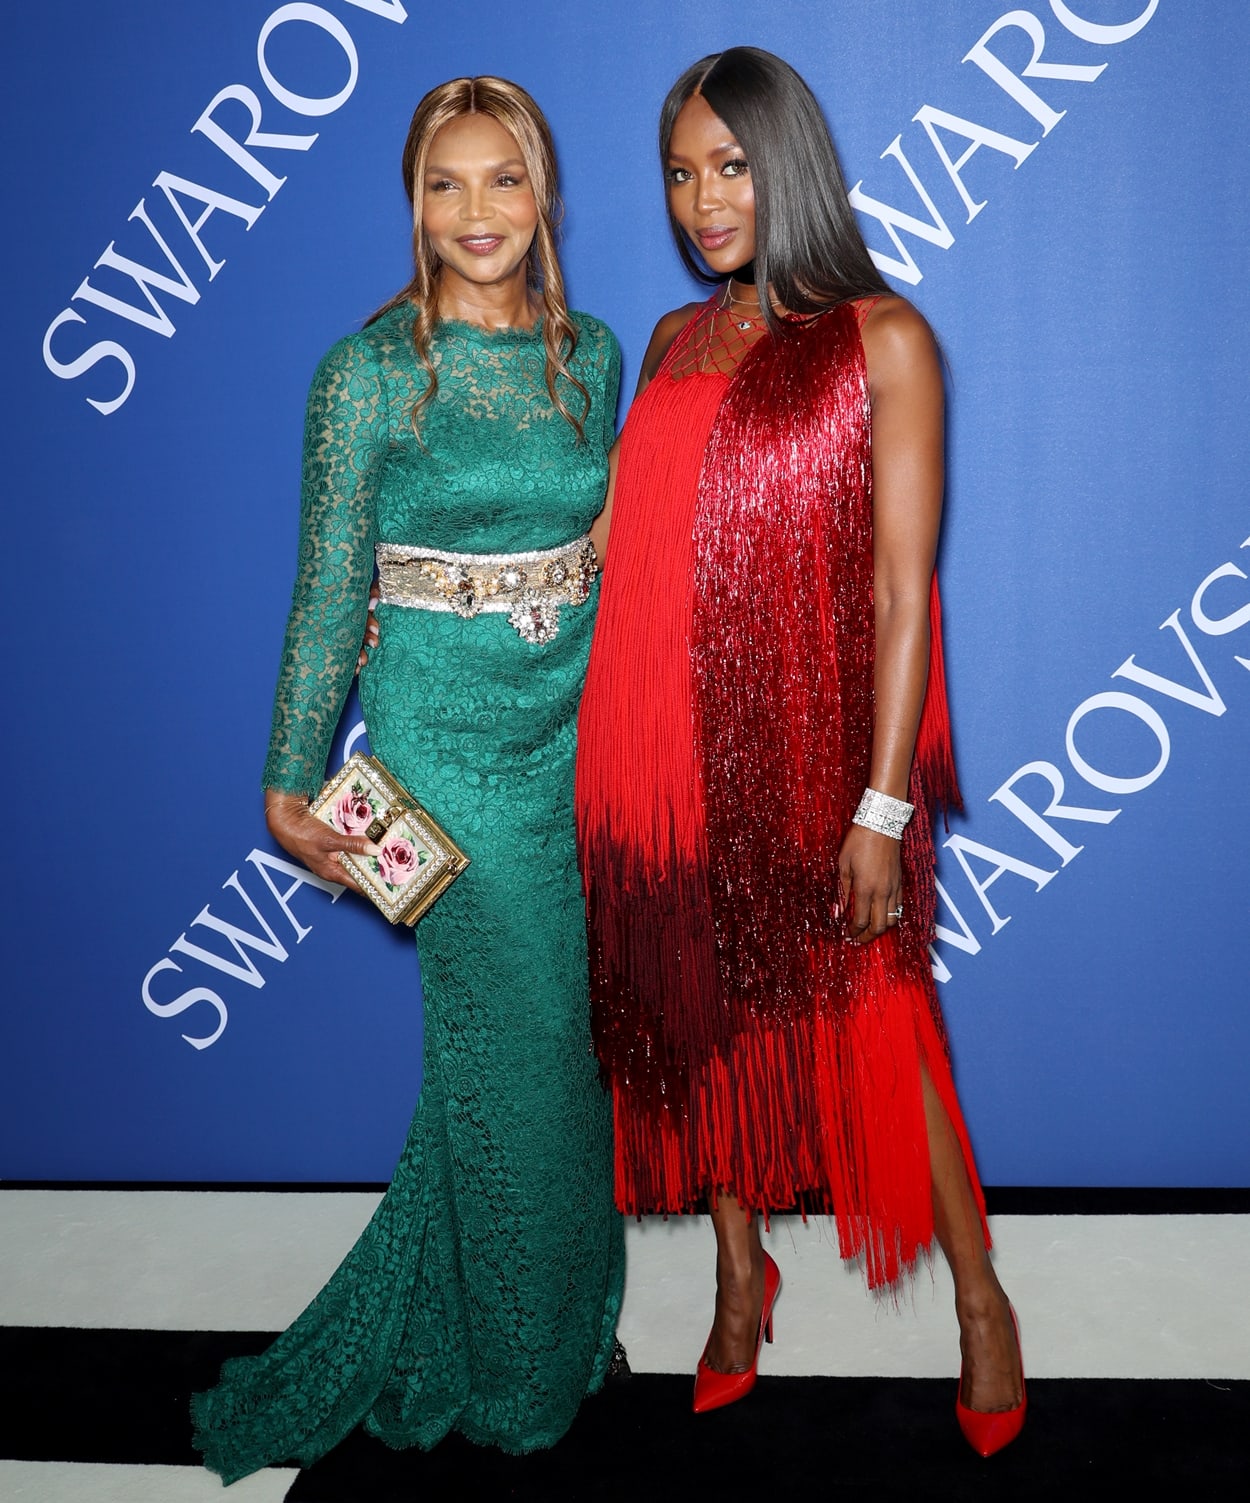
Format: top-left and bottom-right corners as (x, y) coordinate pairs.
(1, 1327), (1247, 1501)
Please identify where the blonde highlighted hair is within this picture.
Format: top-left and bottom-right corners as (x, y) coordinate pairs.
(370, 76), (588, 440)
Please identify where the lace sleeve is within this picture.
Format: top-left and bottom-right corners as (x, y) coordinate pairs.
(570, 313), (620, 452)
(262, 335), (388, 796)
(598, 325), (622, 450)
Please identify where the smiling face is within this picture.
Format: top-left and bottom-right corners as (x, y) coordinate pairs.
(420, 111), (540, 303)
(665, 92), (756, 276)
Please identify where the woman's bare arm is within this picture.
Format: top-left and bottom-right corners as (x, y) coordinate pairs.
(838, 297), (945, 943)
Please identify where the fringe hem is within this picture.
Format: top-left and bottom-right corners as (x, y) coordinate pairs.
(610, 966), (988, 1294)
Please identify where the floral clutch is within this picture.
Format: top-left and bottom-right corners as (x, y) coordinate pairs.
(310, 752), (470, 925)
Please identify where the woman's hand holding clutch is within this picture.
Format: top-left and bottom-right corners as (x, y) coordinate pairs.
(265, 789), (382, 892)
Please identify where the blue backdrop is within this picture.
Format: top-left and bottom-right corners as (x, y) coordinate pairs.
(4, 0), (1246, 1185)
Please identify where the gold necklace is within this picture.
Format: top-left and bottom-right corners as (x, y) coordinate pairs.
(723, 279), (762, 306)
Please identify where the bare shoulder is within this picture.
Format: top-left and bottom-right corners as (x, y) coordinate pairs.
(856, 295), (940, 389)
(637, 301), (704, 389)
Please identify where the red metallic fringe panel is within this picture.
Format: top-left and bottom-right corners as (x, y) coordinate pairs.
(610, 956), (981, 1292)
(577, 301), (985, 1290)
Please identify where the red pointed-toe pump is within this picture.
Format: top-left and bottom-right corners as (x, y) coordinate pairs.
(692, 1250), (782, 1414)
(955, 1304), (1026, 1457)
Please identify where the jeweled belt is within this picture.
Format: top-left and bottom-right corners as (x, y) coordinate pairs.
(375, 534), (598, 645)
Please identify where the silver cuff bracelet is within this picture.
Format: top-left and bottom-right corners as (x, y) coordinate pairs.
(851, 787), (915, 841)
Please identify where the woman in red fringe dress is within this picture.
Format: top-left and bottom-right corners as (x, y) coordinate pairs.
(576, 47), (1025, 1455)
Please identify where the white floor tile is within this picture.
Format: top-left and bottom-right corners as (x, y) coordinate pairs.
(617, 1211), (1250, 1378)
(0, 1191), (381, 1333)
(2, 1191), (1247, 1379)
(0, 1461), (295, 1503)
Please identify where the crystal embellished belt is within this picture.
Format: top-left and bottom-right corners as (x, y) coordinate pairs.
(375, 534), (598, 645)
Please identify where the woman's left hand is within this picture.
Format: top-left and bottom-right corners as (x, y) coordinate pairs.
(837, 823), (904, 943)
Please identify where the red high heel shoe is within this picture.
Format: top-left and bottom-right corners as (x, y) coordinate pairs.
(955, 1304), (1026, 1457)
(692, 1251), (781, 1414)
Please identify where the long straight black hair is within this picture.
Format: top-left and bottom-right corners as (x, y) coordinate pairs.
(660, 47), (890, 331)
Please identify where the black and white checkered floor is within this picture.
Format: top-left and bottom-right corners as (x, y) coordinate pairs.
(3, 1189), (1247, 1500)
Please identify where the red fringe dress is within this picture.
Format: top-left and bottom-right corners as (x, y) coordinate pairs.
(576, 299), (989, 1290)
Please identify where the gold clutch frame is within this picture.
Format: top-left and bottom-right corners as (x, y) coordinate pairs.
(310, 752), (470, 926)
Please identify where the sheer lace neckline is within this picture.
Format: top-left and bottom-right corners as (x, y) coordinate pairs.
(436, 314), (544, 343)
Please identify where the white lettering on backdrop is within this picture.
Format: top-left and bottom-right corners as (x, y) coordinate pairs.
(143, 851), (346, 1049)
(41, 0), (408, 414)
(929, 533), (1250, 982)
(141, 721), (367, 1047)
(850, 0), (1159, 284)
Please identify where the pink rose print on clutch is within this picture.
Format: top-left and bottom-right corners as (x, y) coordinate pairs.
(377, 836), (419, 889)
(311, 754), (467, 924)
(332, 786), (374, 835)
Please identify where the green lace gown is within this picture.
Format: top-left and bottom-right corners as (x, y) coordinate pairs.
(191, 306), (625, 1483)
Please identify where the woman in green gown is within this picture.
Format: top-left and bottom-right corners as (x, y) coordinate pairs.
(192, 77), (625, 1483)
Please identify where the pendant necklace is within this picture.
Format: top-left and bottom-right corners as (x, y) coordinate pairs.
(699, 281), (774, 373)
(721, 279), (771, 330)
